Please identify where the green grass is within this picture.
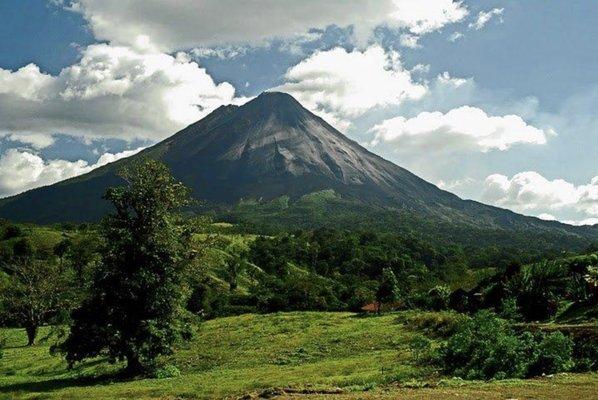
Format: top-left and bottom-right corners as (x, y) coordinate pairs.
(0, 312), (596, 399)
(0, 312), (420, 399)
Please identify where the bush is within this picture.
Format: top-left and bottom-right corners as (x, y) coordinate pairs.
(571, 333), (598, 372)
(426, 285), (451, 311)
(528, 331), (573, 375)
(153, 364), (181, 379)
(2, 224), (22, 240)
(438, 311), (529, 379)
(499, 297), (522, 321)
(434, 311), (574, 380)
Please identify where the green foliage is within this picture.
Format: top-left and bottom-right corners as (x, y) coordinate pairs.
(377, 268), (400, 310)
(518, 261), (566, 320)
(499, 297), (522, 321)
(153, 364), (181, 379)
(572, 333), (598, 371)
(0, 312), (594, 398)
(240, 229), (465, 314)
(399, 311), (466, 339)
(434, 311), (574, 380)
(528, 331), (574, 376)
(426, 285), (451, 311)
(2, 224), (22, 240)
(0, 241), (76, 345)
(60, 160), (194, 375)
(461, 253), (598, 322)
(12, 237), (34, 259)
(221, 192), (596, 262)
(437, 311), (530, 379)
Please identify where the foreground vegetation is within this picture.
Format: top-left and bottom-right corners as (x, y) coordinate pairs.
(1, 311), (596, 399)
(0, 160), (596, 398)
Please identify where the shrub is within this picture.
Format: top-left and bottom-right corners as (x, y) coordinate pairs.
(499, 297), (522, 321)
(528, 331), (573, 375)
(438, 311), (529, 379)
(427, 285), (451, 311)
(572, 333), (598, 372)
(2, 224), (22, 240)
(153, 364), (181, 379)
(434, 311), (574, 380)
(410, 334), (434, 365)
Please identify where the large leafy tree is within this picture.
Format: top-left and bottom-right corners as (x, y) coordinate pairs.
(60, 159), (193, 375)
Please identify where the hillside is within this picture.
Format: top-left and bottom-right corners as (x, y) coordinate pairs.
(1, 312), (596, 399)
(0, 92), (596, 250)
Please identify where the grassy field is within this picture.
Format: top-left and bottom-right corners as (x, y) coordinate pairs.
(0, 312), (596, 399)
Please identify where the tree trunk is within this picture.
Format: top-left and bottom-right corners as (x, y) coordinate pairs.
(125, 353), (144, 376)
(25, 324), (38, 346)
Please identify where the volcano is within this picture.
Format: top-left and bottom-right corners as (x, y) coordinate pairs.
(0, 92), (596, 246)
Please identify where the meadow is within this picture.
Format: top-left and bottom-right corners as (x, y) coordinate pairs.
(1, 311), (596, 399)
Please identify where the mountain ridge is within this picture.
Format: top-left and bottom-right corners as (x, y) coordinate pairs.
(0, 91), (596, 247)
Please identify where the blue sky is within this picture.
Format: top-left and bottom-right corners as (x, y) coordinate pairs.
(0, 0), (596, 224)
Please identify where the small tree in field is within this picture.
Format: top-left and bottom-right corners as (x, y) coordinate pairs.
(376, 267), (400, 313)
(1, 258), (75, 345)
(60, 159), (192, 375)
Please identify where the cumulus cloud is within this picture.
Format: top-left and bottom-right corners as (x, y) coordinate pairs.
(370, 105), (548, 154)
(469, 8), (504, 30)
(482, 172), (598, 225)
(0, 44), (240, 146)
(277, 46), (427, 129)
(59, 0), (467, 50)
(0, 147), (144, 198)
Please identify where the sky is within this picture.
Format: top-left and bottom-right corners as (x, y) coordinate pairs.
(0, 0), (596, 225)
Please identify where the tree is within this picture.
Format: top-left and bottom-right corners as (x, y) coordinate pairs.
(223, 244), (249, 292)
(427, 285), (451, 310)
(53, 238), (72, 264)
(60, 159), (193, 375)
(0, 257), (75, 345)
(12, 237), (34, 260)
(376, 267), (400, 313)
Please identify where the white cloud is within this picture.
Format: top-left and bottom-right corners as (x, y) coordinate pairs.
(0, 147), (144, 198)
(370, 105), (548, 154)
(399, 34), (421, 49)
(0, 44), (239, 145)
(538, 213), (557, 221)
(564, 218), (598, 226)
(437, 177), (476, 191)
(59, 0), (467, 50)
(277, 46), (427, 128)
(448, 32), (464, 42)
(390, 0), (468, 35)
(191, 46), (248, 60)
(482, 172), (598, 225)
(7, 133), (56, 149)
(469, 8), (504, 31)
